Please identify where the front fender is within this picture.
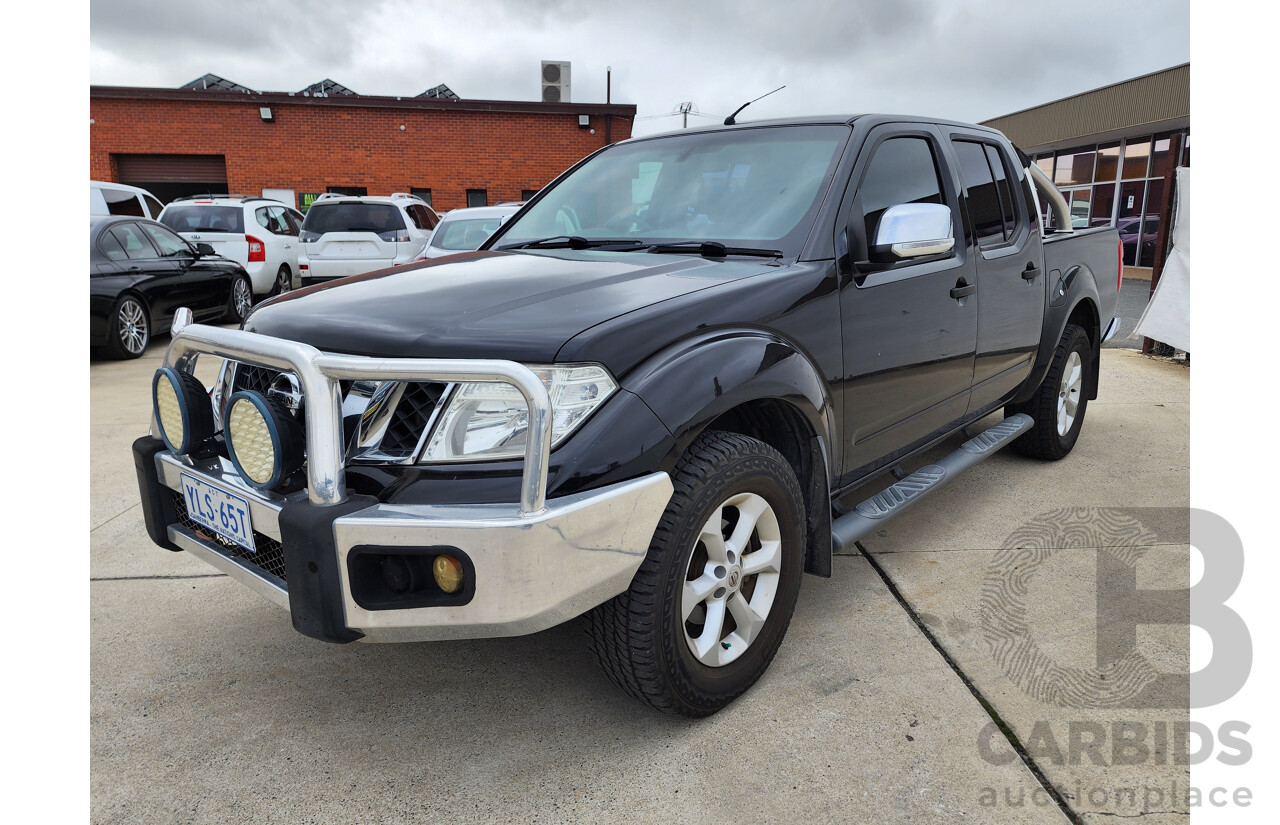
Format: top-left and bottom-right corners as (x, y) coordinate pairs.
(622, 329), (836, 474)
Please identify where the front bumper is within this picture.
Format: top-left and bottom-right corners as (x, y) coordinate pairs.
(135, 315), (673, 643)
(136, 437), (672, 642)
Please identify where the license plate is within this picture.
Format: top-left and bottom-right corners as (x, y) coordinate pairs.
(180, 473), (256, 552)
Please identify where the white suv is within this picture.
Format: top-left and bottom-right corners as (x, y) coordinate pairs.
(297, 193), (440, 284)
(158, 196), (305, 299)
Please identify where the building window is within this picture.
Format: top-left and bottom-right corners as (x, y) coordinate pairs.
(411, 187), (432, 207)
(326, 186), (367, 196)
(522, 189), (539, 201)
(466, 189), (488, 208)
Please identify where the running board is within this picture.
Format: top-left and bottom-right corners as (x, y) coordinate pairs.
(831, 414), (1033, 554)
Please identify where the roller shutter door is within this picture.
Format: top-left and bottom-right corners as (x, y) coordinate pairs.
(115, 154), (227, 183)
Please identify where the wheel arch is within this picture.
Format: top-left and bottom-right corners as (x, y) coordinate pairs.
(621, 329), (836, 577)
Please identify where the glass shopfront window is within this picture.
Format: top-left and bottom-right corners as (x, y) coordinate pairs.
(1090, 183), (1115, 228)
(1150, 133), (1183, 180)
(1054, 147), (1097, 186)
(1121, 139), (1151, 179)
(1095, 142), (1121, 183)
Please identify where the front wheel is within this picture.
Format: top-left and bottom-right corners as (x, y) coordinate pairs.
(225, 275), (253, 324)
(1008, 323), (1091, 460)
(586, 431), (805, 717)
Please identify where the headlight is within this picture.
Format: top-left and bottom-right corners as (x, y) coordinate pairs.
(224, 391), (305, 489)
(421, 364), (617, 462)
(152, 367), (214, 454)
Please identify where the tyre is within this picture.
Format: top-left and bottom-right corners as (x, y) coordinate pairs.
(272, 265), (293, 296)
(586, 431), (805, 717)
(1008, 323), (1091, 460)
(225, 275), (253, 324)
(105, 294), (150, 360)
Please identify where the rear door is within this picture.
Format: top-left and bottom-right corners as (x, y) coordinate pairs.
(838, 125), (978, 478)
(302, 202), (407, 277)
(943, 133), (1045, 414)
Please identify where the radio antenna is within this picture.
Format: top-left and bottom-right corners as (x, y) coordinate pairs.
(724, 85), (786, 125)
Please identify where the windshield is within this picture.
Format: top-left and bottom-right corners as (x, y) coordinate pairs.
(160, 205), (245, 234)
(494, 124), (849, 254)
(432, 217), (508, 250)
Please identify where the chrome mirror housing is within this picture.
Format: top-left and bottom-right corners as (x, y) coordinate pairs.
(873, 203), (956, 259)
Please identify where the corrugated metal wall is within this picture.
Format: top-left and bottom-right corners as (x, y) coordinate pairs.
(981, 64), (1189, 151)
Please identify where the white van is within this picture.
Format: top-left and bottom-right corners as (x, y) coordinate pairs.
(90, 181), (165, 220)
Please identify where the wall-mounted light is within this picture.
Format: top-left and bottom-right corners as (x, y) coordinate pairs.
(578, 114), (590, 129)
(259, 107), (274, 122)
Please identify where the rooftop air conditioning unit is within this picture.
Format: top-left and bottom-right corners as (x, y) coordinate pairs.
(541, 61), (571, 103)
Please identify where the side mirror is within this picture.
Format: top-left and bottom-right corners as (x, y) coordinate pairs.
(871, 203), (955, 261)
(194, 242), (216, 257)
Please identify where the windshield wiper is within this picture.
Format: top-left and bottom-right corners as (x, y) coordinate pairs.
(645, 241), (783, 259)
(497, 236), (644, 250)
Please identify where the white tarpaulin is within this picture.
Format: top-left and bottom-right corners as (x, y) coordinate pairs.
(1133, 167), (1190, 352)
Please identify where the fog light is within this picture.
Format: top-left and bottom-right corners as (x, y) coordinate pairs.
(152, 367), (214, 454)
(225, 391), (304, 489)
(433, 555), (465, 594)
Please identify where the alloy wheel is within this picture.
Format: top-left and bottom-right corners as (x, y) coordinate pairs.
(682, 492), (783, 667)
(1057, 350), (1083, 436)
(118, 298), (148, 356)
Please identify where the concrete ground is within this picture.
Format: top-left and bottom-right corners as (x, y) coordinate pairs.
(91, 339), (1189, 824)
(1104, 278), (1154, 350)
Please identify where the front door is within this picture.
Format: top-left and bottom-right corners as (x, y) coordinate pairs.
(839, 127), (978, 480)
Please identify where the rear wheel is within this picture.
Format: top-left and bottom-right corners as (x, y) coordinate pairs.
(1008, 323), (1091, 459)
(105, 295), (149, 359)
(272, 265), (293, 296)
(225, 275), (253, 324)
(586, 431), (805, 717)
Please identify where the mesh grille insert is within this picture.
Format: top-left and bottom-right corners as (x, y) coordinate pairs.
(172, 490), (288, 584)
(232, 364), (282, 395)
(380, 382), (447, 455)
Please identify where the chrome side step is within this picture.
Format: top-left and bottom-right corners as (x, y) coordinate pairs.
(830, 414), (1033, 553)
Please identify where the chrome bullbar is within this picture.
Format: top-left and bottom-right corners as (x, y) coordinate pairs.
(162, 308), (553, 515)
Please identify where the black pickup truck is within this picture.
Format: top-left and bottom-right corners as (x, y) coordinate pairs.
(134, 115), (1120, 717)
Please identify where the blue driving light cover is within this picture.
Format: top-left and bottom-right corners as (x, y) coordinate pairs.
(224, 390), (305, 490)
(152, 367), (214, 454)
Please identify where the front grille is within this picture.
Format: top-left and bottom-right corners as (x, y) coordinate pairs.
(232, 364), (281, 395)
(172, 490), (288, 583)
(380, 382), (447, 455)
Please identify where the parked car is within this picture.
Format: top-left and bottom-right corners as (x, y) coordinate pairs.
(159, 196), (304, 299)
(91, 216), (252, 359)
(133, 115), (1120, 716)
(414, 205), (520, 259)
(1116, 215), (1159, 266)
(90, 181), (165, 220)
(297, 193), (440, 283)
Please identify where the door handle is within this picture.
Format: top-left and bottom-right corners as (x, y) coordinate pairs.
(950, 280), (976, 300)
(1022, 263), (1041, 281)
(128, 266), (142, 273)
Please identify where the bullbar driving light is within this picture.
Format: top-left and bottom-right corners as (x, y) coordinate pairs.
(152, 367), (214, 454)
(225, 391), (304, 490)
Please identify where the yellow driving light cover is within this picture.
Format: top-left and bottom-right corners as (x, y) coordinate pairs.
(225, 391), (304, 490)
(433, 555), (465, 594)
(152, 367), (214, 454)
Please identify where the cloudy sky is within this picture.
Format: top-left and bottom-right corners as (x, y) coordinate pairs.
(90, 0), (1189, 136)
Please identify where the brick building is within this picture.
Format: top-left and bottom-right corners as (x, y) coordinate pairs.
(89, 76), (636, 213)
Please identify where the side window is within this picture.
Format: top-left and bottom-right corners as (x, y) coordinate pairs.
(109, 223), (158, 259)
(952, 141), (1006, 246)
(405, 205), (425, 230)
(103, 189), (145, 217)
(984, 144), (1019, 238)
(143, 194), (165, 219)
(284, 209), (304, 235)
(258, 205), (291, 235)
(419, 205), (438, 230)
(857, 137), (944, 247)
(255, 207), (273, 231)
(139, 222), (191, 257)
(99, 230), (128, 261)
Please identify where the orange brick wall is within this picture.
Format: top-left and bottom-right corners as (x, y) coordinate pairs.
(89, 97), (633, 212)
